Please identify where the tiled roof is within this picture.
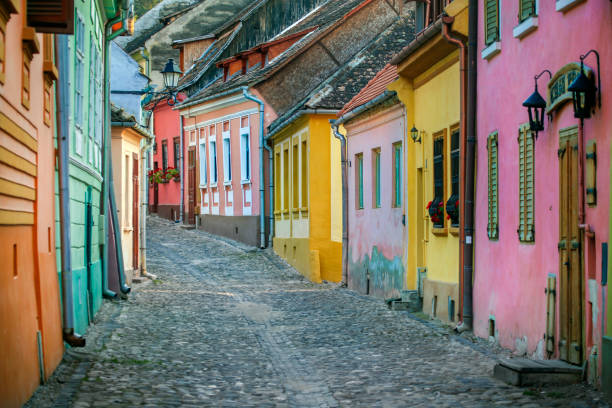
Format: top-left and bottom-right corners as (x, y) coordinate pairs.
(267, 15), (412, 131)
(337, 63), (398, 117)
(178, 0), (369, 107)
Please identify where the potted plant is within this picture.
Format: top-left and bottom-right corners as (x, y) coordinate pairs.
(148, 169), (165, 184)
(426, 198), (444, 227)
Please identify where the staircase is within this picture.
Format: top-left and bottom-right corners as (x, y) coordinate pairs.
(494, 358), (583, 386)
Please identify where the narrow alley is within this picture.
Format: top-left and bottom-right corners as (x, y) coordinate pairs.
(25, 217), (607, 407)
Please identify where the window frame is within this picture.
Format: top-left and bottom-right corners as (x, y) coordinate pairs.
(372, 148), (381, 208)
(300, 139), (308, 210)
(209, 137), (218, 186)
(161, 140), (168, 172)
(519, 0), (537, 23)
(239, 116), (251, 182)
(447, 125), (460, 228)
(173, 136), (180, 169)
(222, 121), (231, 183)
(392, 142), (402, 208)
(199, 139), (207, 187)
(484, 0), (500, 46)
(355, 153), (364, 210)
(431, 129), (447, 232)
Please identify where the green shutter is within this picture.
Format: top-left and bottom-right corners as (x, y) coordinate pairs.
(519, 0), (535, 22)
(485, 0), (499, 46)
(375, 151), (381, 208)
(358, 155), (364, 209)
(487, 133), (499, 239)
(518, 125), (535, 242)
(394, 144), (401, 207)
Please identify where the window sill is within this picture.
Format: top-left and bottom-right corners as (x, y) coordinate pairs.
(291, 208), (300, 214)
(210, 183), (218, 188)
(282, 209), (289, 215)
(432, 227), (448, 236)
(513, 16), (538, 39)
(223, 180), (232, 187)
(273, 210), (282, 216)
(241, 179), (251, 185)
(300, 207), (309, 213)
(481, 41), (501, 61)
(123, 227), (133, 232)
(450, 227), (459, 236)
(556, 0), (585, 12)
(199, 184), (207, 189)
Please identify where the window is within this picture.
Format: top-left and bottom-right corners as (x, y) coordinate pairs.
(0, 27), (5, 84)
(209, 139), (217, 184)
(519, 0), (536, 22)
(292, 143), (299, 209)
(240, 117), (250, 181)
(431, 131), (446, 229)
(124, 155), (130, 225)
(301, 140), (307, 208)
(22, 53), (31, 108)
(74, 14), (85, 154)
(162, 140), (168, 171)
(283, 147), (289, 211)
(222, 122), (231, 182)
(447, 128), (460, 227)
(173, 137), (180, 168)
(275, 151), (281, 212)
(484, 0), (500, 45)
(88, 34), (95, 163)
(372, 148), (381, 208)
(42, 34), (56, 127)
(392, 143), (401, 208)
(355, 153), (364, 210)
(94, 43), (102, 169)
(199, 142), (207, 186)
(518, 124), (535, 242)
(487, 132), (499, 239)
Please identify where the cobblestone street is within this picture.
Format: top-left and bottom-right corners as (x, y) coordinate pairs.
(27, 216), (609, 408)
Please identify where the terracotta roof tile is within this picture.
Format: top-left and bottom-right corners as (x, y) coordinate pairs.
(337, 63), (398, 117)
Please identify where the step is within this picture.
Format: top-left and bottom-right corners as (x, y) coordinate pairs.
(494, 358), (583, 386)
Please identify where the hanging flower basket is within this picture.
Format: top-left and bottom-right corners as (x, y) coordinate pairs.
(165, 167), (180, 182)
(148, 169), (165, 184)
(427, 198), (445, 227)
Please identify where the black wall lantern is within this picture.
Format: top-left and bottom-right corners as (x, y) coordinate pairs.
(410, 125), (421, 143)
(161, 58), (183, 90)
(568, 49), (601, 119)
(522, 69), (551, 138)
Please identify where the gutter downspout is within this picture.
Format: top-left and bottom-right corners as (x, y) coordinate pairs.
(458, 0), (478, 330)
(331, 123), (348, 286)
(56, 34), (85, 347)
(242, 87), (268, 248)
(441, 15), (468, 325)
(179, 115), (184, 223)
(140, 136), (156, 280)
(106, 8), (130, 295)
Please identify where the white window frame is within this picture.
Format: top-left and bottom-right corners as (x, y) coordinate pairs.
(209, 135), (218, 186)
(199, 130), (208, 187)
(74, 13), (85, 156)
(240, 116), (251, 182)
(222, 122), (231, 184)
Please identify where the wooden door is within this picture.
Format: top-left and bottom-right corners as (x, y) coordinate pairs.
(188, 147), (196, 224)
(558, 127), (583, 365)
(132, 153), (139, 270)
(153, 161), (159, 212)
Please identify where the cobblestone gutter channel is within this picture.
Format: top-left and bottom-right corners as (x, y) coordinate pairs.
(26, 216), (609, 407)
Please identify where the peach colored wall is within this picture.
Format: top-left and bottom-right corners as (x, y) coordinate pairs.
(346, 104), (406, 298)
(0, 6), (63, 407)
(474, 0), (611, 367)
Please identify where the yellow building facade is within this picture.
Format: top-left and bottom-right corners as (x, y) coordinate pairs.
(389, 0), (468, 322)
(271, 114), (342, 283)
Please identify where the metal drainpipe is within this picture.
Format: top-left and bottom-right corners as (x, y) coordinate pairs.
(330, 122), (348, 286)
(441, 15), (468, 324)
(264, 139), (274, 246)
(241, 87), (267, 248)
(461, 0), (478, 330)
(140, 136), (156, 279)
(100, 10), (125, 300)
(179, 115), (184, 223)
(55, 34), (85, 347)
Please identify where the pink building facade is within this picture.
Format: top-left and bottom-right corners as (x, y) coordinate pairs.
(344, 100), (406, 299)
(475, 0), (611, 383)
(178, 88), (276, 246)
(149, 100), (182, 221)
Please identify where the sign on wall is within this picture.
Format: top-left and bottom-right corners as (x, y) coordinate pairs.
(547, 62), (594, 113)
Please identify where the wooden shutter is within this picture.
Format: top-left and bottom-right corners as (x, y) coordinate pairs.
(484, 0), (499, 45)
(519, 0), (535, 22)
(487, 133), (499, 239)
(518, 125), (534, 242)
(27, 0), (74, 34)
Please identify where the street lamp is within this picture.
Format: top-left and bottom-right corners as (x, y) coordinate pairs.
(161, 58), (182, 90)
(410, 125), (421, 143)
(522, 69), (551, 139)
(568, 49), (600, 119)
(140, 58), (184, 111)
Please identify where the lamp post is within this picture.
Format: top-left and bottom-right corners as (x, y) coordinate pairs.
(568, 49), (600, 120)
(522, 69), (551, 139)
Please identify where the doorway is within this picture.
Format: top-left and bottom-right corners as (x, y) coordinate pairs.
(558, 126), (583, 365)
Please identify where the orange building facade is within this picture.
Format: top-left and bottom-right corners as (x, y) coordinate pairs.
(0, 1), (64, 406)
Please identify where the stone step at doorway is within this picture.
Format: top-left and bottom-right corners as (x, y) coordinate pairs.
(494, 358), (583, 386)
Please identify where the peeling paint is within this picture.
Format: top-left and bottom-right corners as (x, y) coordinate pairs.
(348, 246), (404, 299)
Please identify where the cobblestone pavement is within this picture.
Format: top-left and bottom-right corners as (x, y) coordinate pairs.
(27, 216), (610, 408)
